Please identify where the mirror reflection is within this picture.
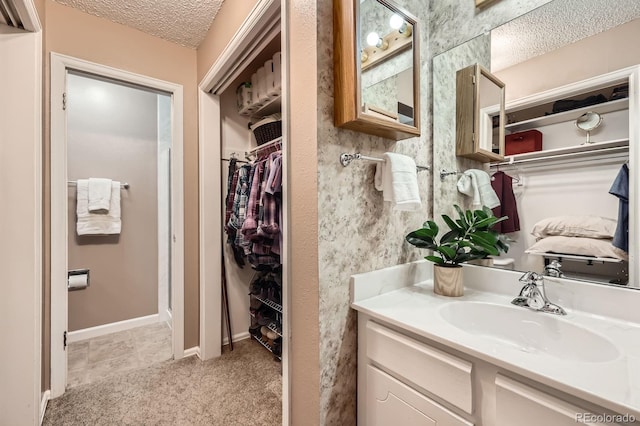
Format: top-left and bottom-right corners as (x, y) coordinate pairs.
(359, 0), (415, 125)
(434, 0), (640, 288)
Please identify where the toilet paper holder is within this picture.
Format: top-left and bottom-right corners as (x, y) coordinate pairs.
(68, 269), (90, 291)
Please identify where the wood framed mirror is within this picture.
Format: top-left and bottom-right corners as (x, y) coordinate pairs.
(333, 0), (420, 141)
(455, 63), (505, 162)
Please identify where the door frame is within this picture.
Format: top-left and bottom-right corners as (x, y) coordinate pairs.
(50, 52), (185, 397)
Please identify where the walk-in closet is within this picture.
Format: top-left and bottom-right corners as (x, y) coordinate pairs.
(216, 32), (285, 364)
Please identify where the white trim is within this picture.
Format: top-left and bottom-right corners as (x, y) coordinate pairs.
(198, 90), (222, 361)
(67, 314), (161, 343)
(222, 331), (250, 346)
(199, 0), (280, 94)
(12, 0), (41, 32)
(50, 52), (186, 397)
(280, 2), (290, 424)
(183, 346), (201, 358)
(505, 65), (639, 287)
(40, 390), (50, 425)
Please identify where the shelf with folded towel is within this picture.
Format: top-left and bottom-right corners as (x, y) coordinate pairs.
(68, 180), (130, 189)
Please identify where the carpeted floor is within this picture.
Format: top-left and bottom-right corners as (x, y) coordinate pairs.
(44, 339), (282, 426)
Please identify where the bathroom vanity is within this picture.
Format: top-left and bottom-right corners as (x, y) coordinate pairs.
(351, 261), (640, 425)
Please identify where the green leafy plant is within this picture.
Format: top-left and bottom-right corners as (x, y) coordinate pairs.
(406, 205), (509, 266)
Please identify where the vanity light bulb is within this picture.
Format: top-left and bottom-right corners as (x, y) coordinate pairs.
(366, 32), (381, 47)
(389, 14), (404, 30)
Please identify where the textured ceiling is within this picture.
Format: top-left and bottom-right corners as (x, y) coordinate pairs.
(492, 0), (640, 71)
(53, 0), (224, 48)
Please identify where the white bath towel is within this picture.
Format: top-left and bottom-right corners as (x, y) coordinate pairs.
(76, 179), (121, 235)
(457, 169), (500, 209)
(88, 178), (112, 213)
(374, 152), (422, 211)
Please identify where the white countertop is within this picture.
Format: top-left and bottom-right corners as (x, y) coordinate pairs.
(350, 261), (640, 417)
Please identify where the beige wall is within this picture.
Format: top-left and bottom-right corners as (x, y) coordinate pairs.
(197, 0), (260, 82)
(66, 74), (160, 331)
(497, 18), (640, 101)
(41, 0), (199, 389)
(287, 1), (321, 424)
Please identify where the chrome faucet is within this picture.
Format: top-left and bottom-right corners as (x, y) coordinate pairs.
(511, 271), (566, 315)
(543, 260), (564, 278)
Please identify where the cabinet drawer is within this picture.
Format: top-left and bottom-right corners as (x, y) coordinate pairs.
(495, 375), (620, 426)
(366, 321), (473, 414)
(367, 365), (474, 426)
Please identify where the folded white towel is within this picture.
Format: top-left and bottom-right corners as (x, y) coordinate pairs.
(457, 169), (500, 209)
(76, 179), (121, 235)
(374, 153), (422, 211)
(88, 178), (112, 213)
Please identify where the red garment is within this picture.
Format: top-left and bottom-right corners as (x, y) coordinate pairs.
(491, 171), (520, 233)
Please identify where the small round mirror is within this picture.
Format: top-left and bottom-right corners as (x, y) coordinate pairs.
(575, 111), (603, 144)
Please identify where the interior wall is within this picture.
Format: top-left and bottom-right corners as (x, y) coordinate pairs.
(316, 0), (431, 423)
(66, 73), (159, 331)
(196, 0), (260, 82)
(496, 18), (640, 101)
(0, 23), (42, 425)
(42, 0), (199, 390)
(220, 87), (254, 342)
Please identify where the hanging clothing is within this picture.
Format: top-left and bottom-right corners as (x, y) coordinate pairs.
(224, 151), (283, 269)
(491, 171), (520, 233)
(224, 158), (238, 231)
(609, 163), (629, 252)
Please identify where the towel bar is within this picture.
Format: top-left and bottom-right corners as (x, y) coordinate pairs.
(340, 153), (429, 172)
(68, 180), (130, 189)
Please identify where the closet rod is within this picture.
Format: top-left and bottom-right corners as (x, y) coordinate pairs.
(245, 137), (283, 158)
(222, 158), (249, 164)
(68, 181), (130, 189)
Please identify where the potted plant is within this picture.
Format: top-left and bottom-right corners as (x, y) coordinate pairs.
(405, 205), (509, 296)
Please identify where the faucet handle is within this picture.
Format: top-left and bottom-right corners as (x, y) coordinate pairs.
(519, 271), (542, 283)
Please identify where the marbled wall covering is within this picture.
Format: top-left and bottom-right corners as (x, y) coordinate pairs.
(432, 35), (490, 222)
(316, 0), (559, 424)
(362, 74), (399, 117)
(317, 0), (430, 424)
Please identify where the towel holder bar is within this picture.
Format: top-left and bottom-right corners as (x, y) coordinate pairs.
(340, 152), (429, 172)
(68, 180), (130, 189)
(440, 169), (463, 181)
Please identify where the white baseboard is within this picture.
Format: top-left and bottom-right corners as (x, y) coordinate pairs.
(68, 313), (160, 343)
(183, 346), (201, 359)
(40, 390), (50, 425)
(223, 331), (250, 346)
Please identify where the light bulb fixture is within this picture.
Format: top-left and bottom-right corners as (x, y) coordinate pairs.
(366, 31), (389, 50)
(389, 14), (411, 37)
(361, 49), (368, 63)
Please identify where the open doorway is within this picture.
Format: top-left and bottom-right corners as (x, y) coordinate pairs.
(50, 53), (185, 397)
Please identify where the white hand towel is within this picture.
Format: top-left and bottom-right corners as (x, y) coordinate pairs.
(374, 152), (422, 211)
(88, 178), (113, 213)
(457, 169), (500, 209)
(77, 180), (121, 235)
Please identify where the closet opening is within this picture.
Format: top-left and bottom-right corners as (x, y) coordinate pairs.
(198, 0), (288, 422)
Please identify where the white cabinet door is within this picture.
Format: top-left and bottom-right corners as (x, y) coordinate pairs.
(366, 366), (473, 426)
(496, 375), (619, 426)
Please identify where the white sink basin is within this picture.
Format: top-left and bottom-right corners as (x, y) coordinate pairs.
(438, 301), (620, 363)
